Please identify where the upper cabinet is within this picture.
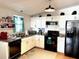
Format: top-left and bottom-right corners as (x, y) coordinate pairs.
(59, 15), (79, 34)
(30, 15), (79, 33)
(30, 17), (46, 29)
(30, 16), (59, 29)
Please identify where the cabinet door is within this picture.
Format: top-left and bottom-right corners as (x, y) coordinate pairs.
(31, 37), (36, 48)
(30, 17), (36, 28)
(21, 38), (31, 54)
(35, 35), (44, 48)
(0, 42), (8, 59)
(57, 37), (65, 53)
(39, 36), (44, 48)
(59, 16), (66, 29)
(30, 17), (42, 28)
(27, 37), (35, 50)
(34, 35), (40, 47)
(21, 37), (36, 54)
(21, 38), (28, 54)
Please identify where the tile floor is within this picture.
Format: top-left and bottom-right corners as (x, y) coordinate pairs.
(18, 48), (75, 59)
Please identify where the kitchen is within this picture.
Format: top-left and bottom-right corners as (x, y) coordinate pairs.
(0, 0), (79, 59)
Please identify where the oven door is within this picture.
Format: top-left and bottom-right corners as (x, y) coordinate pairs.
(9, 39), (21, 59)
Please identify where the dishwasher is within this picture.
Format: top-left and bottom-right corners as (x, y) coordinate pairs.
(9, 39), (21, 59)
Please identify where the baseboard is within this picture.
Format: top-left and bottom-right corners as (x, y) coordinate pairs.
(34, 46), (44, 50)
(21, 47), (35, 56)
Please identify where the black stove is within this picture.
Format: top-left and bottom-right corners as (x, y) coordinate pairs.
(45, 31), (59, 52)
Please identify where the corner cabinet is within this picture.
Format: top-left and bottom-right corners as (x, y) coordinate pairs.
(21, 35), (44, 54)
(37, 35), (44, 48)
(34, 35), (44, 48)
(21, 36), (35, 54)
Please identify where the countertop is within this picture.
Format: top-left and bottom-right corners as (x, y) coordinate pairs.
(0, 37), (21, 42)
(59, 33), (65, 37)
(0, 33), (65, 42)
(0, 35), (36, 42)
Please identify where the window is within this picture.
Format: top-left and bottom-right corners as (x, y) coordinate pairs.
(13, 15), (24, 32)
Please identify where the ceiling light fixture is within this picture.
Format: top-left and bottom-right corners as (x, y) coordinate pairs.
(45, 0), (55, 12)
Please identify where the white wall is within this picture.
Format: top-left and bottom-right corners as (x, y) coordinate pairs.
(24, 15), (31, 31)
(32, 10), (59, 17)
(59, 5), (79, 15)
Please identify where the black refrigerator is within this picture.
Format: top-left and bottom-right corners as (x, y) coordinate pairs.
(65, 20), (79, 58)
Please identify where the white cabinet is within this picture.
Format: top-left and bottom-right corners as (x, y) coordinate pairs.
(31, 15), (79, 30)
(41, 17), (46, 28)
(57, 37), (65, 53)
(59, 15), (79, 34)
(30, 17), (37, 28)
(31, 17), (46, 29)
(59, 16), (66, 34)
(59, 16), (66, 29)
(21, 38), (28, 54)
(30, 17), (42, 29)
(21, 37), (35, 54)
(75, 15), (79, 20)
(27, 37), (35, 50)
(21, 35), (44, 54)
(46, 17), (52, 21)
(34, 35), (40, 47)
(35, 35), (44, 48)
(0, 42), (9, 59)
(59, 15), (79, 29)
(38, 36), (44, 48)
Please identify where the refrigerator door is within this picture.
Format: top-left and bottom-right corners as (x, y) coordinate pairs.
(65, 20), (79, 58)
(65, 37), (73, 56)
(73, 27), (79, 57)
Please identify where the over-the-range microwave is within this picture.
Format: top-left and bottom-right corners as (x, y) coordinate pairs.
(46, 21), (58, 25)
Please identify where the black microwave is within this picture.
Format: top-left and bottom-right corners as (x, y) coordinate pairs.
(46, 21), (58, 25)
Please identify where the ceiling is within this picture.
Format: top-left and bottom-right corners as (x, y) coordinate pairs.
(0, 0), (79, 15)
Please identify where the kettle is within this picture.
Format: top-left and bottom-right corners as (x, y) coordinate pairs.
(0, 32), (8, 40)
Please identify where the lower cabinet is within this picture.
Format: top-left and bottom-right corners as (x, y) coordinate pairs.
(21, 38), (28, 54)
(21, 35), (44, 54)
(34, 35), (44, 48)
(21, 35), (65, 55)
(37, 36), (44, 48)
(0, 42), (9, 59)
(21, 37), (35, 54)
(57, 37), (65, 53)
(27, 37), (35, 50)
